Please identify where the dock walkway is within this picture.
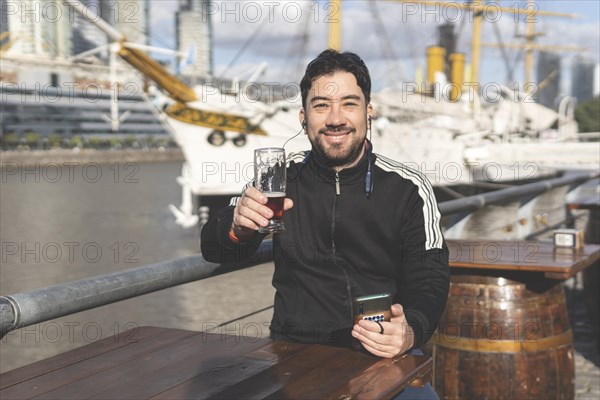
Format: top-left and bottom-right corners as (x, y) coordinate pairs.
(566, 281), (600, 400)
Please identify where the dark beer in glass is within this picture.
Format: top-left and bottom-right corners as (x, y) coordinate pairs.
(265, 192), (285, 222)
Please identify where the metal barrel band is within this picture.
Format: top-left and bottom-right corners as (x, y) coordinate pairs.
(433, 329), (573, 353)
(445, 291), (566, 309)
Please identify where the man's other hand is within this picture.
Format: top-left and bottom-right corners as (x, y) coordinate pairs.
(351, 304), (415, 358)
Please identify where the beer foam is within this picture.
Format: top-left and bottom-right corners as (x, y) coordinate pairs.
(265, 192), (286, 197)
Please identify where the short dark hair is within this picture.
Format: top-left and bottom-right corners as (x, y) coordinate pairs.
(300, 49), (371, 108)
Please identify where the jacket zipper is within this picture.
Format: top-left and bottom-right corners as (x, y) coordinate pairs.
(331, 172), (352, 321)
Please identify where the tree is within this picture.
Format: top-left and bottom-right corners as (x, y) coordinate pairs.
(575, 96), (600, 133)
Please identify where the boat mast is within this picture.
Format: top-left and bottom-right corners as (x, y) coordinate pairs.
(470, 0), (483, 91)
(480, 2), (585, 92)
(394, 0), (578, 89)
(524, 0), (536, 91)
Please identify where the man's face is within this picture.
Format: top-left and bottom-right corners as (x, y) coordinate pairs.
(300, 71), (372, 170)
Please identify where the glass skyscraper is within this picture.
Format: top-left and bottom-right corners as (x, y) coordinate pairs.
(176, 0), (212, 77)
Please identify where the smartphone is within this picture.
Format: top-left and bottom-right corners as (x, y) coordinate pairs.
(352, 293), (392, 325)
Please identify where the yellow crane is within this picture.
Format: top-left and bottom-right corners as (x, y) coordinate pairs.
(63, 0), (267, 136)
(64, 0), (196, 103)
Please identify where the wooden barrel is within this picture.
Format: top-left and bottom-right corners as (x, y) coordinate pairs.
(433, 274), (574, 400)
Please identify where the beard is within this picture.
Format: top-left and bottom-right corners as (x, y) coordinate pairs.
(310, 127), (366, 168)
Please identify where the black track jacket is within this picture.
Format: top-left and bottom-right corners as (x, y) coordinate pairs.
(201, 144), (450, 349)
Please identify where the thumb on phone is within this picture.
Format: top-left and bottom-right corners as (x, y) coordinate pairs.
(390, 304), (405, 322)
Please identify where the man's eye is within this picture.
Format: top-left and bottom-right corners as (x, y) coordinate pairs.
(314, 103), (328, 109)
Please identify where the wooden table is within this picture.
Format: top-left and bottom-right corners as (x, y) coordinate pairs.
(434, 240), (600, 400)
(447, 239), (600, 279)
(0, 326), (432, 400)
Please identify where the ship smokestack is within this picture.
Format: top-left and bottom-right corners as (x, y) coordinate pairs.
(449, 53), (465, 102)
(426, 46), (446, 91)
(438, 23), (457, 78)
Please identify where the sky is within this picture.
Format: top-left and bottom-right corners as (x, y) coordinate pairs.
(148, 0), (600, 93)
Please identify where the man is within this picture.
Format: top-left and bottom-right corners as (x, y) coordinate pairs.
(201, 49), (449, 398)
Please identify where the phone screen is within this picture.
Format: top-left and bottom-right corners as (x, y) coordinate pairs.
(352, 293), (392, 324)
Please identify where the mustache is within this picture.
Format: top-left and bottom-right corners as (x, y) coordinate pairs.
(319, 126), (355, 135)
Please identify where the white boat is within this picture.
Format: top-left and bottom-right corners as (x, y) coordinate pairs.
(373, 86), (599, 186)
(64, 0), (598, 229)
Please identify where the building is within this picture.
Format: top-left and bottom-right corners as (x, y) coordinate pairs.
(72, 0), (107, 58)
(537, 51), (561, 109)
(101, 0), (149, 45)
(73, 0), (151, 58)
(0, 0), (170, 141)
(571, 55), (596, 103)
(176, 0), (212, 77)
(3, 0), (151, 59)
(4, 0), (72, 59)
(1, 0), (148, 87)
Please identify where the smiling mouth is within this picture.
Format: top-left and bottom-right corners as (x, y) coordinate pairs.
(321, 129), (353, 137)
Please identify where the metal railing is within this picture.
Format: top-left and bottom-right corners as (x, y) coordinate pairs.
(1, 170), (598, 339)
(438, 171), (598, 215)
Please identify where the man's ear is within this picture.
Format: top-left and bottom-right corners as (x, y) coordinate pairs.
(299, 109), (306, 127)
(367, 104), (374, 128)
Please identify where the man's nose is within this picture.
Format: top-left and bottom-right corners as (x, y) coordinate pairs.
(325, 104), (345, 126)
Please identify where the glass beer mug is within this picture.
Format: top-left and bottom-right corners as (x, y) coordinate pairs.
(254, 147), (286, 233)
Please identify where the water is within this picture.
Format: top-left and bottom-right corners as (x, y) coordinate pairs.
(0, 161), (274, 373)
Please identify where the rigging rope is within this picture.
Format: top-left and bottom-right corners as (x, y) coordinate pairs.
(289, 6), (312, 83)
(369, 1), (407, 84)
(492, 15), (516, 83)
(217, 18), (267, 80)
